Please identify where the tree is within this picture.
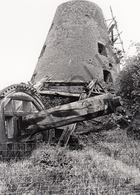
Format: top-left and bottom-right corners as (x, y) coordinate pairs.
(116, 42), (140, 99)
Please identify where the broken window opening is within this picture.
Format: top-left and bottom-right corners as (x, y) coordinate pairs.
(98, 43), (107, 57)
(103, 70), (113, 83)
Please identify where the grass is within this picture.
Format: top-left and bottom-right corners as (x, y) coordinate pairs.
(0, 127), (140, 194)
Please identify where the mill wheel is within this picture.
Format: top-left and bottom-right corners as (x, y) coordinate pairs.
(0, 83), (45, 155)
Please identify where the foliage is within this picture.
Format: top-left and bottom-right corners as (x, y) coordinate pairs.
(0, 129), (140, 195)
(114, 47), (124, 64)
(116, 42), (140, 99)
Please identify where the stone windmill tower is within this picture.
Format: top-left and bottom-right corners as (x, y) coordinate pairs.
(31, 0), (118, 88)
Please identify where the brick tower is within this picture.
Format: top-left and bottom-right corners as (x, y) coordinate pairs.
(31, 0), (118, 86)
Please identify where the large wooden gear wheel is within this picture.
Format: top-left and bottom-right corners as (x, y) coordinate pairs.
(0, 83), (45, 145)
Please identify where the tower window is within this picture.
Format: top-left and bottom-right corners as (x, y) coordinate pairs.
(103, 70), (113, 83)
(98, 43), (107, 57)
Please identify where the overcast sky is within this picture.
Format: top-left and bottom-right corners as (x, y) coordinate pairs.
(0, 0), (139, 89)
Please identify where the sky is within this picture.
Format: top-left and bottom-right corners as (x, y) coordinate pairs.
(0, 0), (139, 90)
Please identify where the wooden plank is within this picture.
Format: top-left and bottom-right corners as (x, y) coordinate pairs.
(91, 92), (104, 95)
(22, 101), (31, 112)
(57, 123), (76, 146)
(5, 117), (13, 139)
(47, 129), (55, 144)
(43, 80), (87, 84)
(23, 94), (121, 135)
(43, 80), (88, 86)
(4, 99), (17, 140)
(0, 101), (7, 143)
(0, 101), (9, 157)
(38, 90), (80, 97)
(3, 98), (11, 108)
(5, 116), (18, 139)
(9, 92), (35, 102)
(9, 92), (45, 111)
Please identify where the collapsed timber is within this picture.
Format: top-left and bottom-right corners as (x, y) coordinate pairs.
(0, 80), (122, 157)
(23, 94), (121, 135)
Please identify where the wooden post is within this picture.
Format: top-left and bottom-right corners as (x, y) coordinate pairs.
(0, 101), (7, 143)
(4, 100), (18, 140)
(0, 101), (8, 156)
(57, 90), (90, 146)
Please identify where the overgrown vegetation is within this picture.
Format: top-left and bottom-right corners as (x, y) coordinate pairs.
(116, 59), (140, 99)
(0, 126), (140, 194)
(116, 42), (140, 99)
(115, 42), (140, 138)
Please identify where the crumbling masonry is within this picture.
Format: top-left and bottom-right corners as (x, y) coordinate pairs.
(31, 0), (118, 87)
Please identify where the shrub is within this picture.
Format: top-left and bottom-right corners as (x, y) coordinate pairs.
(116, 57), (140, 99)
(116, 42), (140, 99)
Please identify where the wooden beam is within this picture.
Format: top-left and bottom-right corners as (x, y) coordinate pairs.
(43, 80), (87, 85)
(38, 90), (80, 97)
(9, 92), (35, 102)
(57, 123), (77, 146)
(4, 99), (18, 140)
(0, 102), (7, 143)
(23, 94), (121, 135)
(5, 116), (18, 139)
(9, 92), (45, 111)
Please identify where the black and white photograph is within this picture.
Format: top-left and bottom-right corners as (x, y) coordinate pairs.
(0, 0), (140, 194)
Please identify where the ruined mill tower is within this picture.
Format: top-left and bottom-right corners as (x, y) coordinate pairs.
(31, 0), (118, 87)
(0, 0), (122, 153)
